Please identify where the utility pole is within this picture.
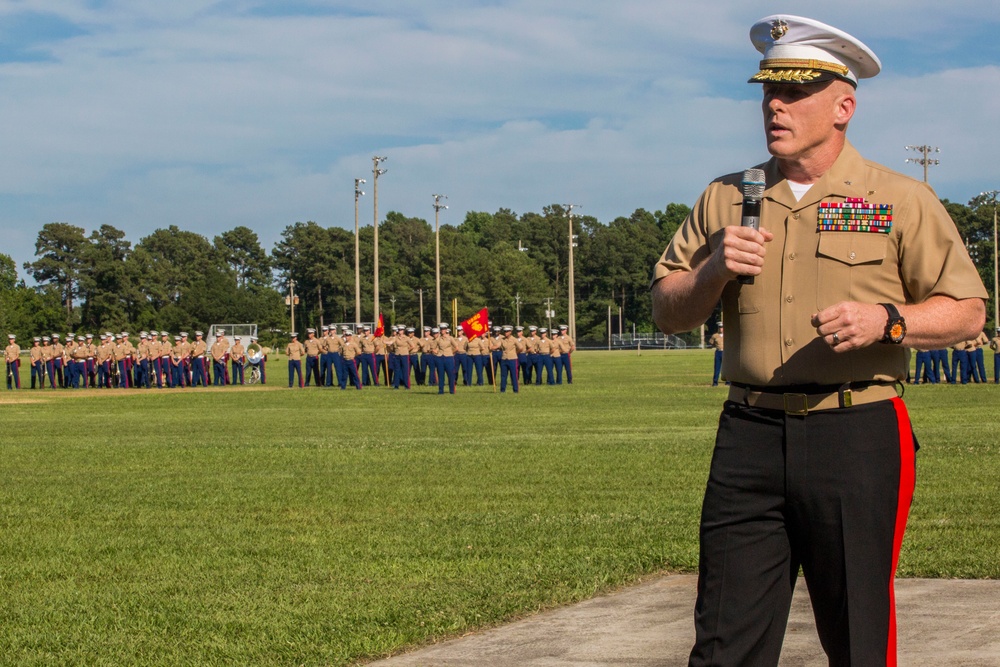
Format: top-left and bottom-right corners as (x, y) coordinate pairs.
(564, 204), (580, 341)
(372, 156), (387, 321)
(354, 177), (366, 324)
(317, 284), (323, 329)
(415, 288), (425, 332)
(433, 194), (448, 325)
(982, 190), (1000, 330)
(514, 292), (522, 327)
(286, 279), (298, 334)
(904, 145), (940, 183)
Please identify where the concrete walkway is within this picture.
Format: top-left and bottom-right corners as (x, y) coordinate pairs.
(369, 575), (1000, 666)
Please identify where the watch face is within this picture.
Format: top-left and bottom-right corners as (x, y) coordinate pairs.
(889, 319), (906, 343)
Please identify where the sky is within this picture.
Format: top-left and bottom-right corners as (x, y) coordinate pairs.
(2, 0), (999, 278)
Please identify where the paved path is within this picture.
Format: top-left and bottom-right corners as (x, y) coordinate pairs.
(369, 575), (1000, 666)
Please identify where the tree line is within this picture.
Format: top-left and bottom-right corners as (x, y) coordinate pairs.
(2, 197), (997, 346)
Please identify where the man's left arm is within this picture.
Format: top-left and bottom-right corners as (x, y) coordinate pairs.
(812, 295), (985, 352)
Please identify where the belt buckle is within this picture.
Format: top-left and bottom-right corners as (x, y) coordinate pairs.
(783, 392), (809, 415)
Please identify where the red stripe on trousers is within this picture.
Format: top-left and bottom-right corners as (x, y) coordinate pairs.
(888, 397), (916, 667)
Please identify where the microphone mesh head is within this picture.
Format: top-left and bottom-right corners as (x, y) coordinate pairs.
(742, 168), (766, 200)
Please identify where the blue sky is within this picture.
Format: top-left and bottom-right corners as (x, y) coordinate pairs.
(2, 1), (999, 278)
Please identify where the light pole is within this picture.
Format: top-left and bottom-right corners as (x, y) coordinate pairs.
(433, 194), (448, 325)
(372, 156), (387, 321)
(354, 177), (366, 325)
(286, 279), (298, 334)
(904, 145), (940, 183)
(564, 204), (580, 341)
(982, 190), (1000, 330)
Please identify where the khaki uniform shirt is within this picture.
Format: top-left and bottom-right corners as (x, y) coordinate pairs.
(373, 336), (387, 355)
(286, 341), (305, 360)
(41, 344), (53, 362)
(159, 339), (172, 359)
(52, 342), (64, 361)
(4, 343), (19, 363)
(709, 333), (725, 351)
(231, 342), (245, 362)
(73, 342), (89, 360)
(360, 335), (375, 354)
(515, 336), (527, 354)
(304, 337), (321, 357)
(990, 336), (1000, 352)
(652, 141), (987, 386)
(342, 339), (358, 361)
(189, 341), (204, 358)
(30, 345), (43, 363)
(211, 340), (229, 362)
(328, 335), (344, 354)
(500, 336), (519, 360)
(538, 337), (552, 355)
(975, 331), (989, 348)
(435, 335), (458, 357)
(454, 335), (469, 354)
(97, 343), (111, 363)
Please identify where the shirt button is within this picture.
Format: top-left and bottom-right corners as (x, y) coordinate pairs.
(785, 295), (794, 303)
(849, 251), (857, 260)
(788, 253), (797, 261)
(793, 213), (801, 220)
(785, 338), (794, 347)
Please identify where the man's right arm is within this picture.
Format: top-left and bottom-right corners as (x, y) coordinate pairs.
(652, 226), (773, 334)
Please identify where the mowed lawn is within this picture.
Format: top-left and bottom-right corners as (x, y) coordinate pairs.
(1, 350), (998, 665)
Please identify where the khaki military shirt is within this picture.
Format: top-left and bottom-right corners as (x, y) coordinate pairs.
(189, 341), (204, 358)
(73, 342), (89, 360)
(709, 333), (725, 351)
(435, 335), (458, 357)
(286, 341), (305, 360)
(30, 344), (43, 363)
(975, 331), (989, 348)
(41, 344), (53, 362)
(304, 337), (321, 357)
(211, 339), (229, 361)
(454, 335), (469, 354)
(231, 342), (245, 362)
(990, 336), (1000, 352)
(97, 343), (111, 363)
(328, 335), (344, 354)
(500, 335), (519, 360)
(4, 343), (19, 363)
(52, 342), (64, 361)
(342, 339), (358, 361)
(360, 335), (375, 354)
(373, 336), (387, 355)
(652, 141), (987, 386)
(159, 339), (172, 358)
(538, 337), (552, 355)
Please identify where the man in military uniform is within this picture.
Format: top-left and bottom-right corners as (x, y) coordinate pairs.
(535, 328), (552, 384)
(358, 325), (377, 386)
(230, 337), (246, 385)
(286, 332), (305, 388)
(96, 334), (111, 388)
(30, 337), (44, 389)
(454, 326), (471, 386)
(435, 324), (459, 394)
(303, 328), (321, 386)
(974, 330), (989, 383)
(157, 332), (172, 388)
(50, 333), (65, 388)
(340, 330), (362, 390)
(5, 334), (20, 390)
(187, 332), (205, 387)
(524, 325), (539, 385)
(556, 324), (575, 384)
(63, 334), (78, 388)
(708, 322), (725, 386)
(497, 326), (519, 393)
(651, 15), (986, 665)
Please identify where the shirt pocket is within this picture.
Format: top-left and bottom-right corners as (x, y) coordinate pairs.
(815, 232), (889, 307)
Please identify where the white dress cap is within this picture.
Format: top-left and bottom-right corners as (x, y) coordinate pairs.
(749, 15), (880, 86)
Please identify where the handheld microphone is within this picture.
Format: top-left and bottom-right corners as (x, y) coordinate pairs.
(737, 168), (766, 285)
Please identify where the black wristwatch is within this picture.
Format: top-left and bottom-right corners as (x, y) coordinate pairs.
(878, 303), (906, 344)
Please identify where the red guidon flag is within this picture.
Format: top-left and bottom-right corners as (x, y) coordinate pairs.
(461, 308), (489, 340)
(374, 313), (385, 337)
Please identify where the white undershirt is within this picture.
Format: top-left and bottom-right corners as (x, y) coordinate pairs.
(787, 180), (813, 202)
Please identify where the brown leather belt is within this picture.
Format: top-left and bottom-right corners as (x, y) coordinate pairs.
(728, 382), (899, 415)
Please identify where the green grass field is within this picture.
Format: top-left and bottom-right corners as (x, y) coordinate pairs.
(2, 350), (998, 665)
